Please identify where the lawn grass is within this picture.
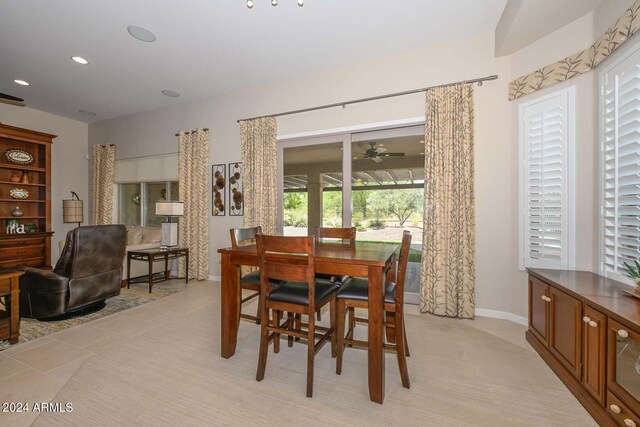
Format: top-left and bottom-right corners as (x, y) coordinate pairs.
(356, 239), (422, 263)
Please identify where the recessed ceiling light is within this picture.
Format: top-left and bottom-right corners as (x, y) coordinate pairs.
(127, 25), (156, 42)
(418, 140), (425, 144)
(71, 56), (89, 65)
(162, 90), (180, 98)
(78, 109), (97, 116)
(419, 152), (424, 155)
(13, 79), (29, 86)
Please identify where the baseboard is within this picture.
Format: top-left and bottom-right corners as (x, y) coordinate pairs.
(475, 308), (527, 326)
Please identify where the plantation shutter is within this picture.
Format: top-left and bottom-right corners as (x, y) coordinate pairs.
(601, 49), (640, 279)
(522, 93), (570, 269)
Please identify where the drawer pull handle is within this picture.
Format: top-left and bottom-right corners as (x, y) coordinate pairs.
(588, 321), (598, 328)
(583, 316), (591, 323)
(624, 419), (636, 427)
(619, 329), (629, 339)
(611, 404), (621, 413)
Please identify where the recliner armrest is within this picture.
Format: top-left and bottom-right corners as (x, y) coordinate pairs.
(18, 267), (70, 293)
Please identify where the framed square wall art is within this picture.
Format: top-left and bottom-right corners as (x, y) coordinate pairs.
(212, 164), (226, 216)
(229, 162), (243, 216)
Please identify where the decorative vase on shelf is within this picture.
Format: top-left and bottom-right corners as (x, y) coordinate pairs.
(11, 206), (24, 217)
(20, 171), (30, 184)
(9, 172), (21, 183)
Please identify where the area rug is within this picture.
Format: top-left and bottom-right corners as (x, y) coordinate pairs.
(0, 281), (186, 349)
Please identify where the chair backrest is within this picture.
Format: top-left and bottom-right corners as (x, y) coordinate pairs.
(394, 231), (413, 304)
(316, 227), (356, 245)
(230, 226), (262, 249)
(256, 234), (316, 308)
(55, 224), (127, 311)
(55, 225), (127, 278)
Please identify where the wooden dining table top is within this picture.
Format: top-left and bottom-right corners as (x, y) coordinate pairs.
(218, 240), (398, 266)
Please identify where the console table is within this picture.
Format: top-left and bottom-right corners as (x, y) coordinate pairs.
(527, 269), (640, 427)
(0, 270), (24, 344)
(127, 247), (189, 293)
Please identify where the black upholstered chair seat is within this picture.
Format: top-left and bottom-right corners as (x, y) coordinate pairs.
(337, 277), (397, 304)
(269, 281), (339, 306)
(314, 273), (350, 285)
(241, 270), (283, 288)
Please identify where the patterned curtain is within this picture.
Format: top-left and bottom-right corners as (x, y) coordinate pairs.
(91, 144), (115, 225)
(178, 129), (210, 281)
(239, 117), (278, 235)
(420, 83), (475, 319)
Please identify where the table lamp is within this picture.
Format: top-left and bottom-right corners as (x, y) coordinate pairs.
(155, 201), (184, 248)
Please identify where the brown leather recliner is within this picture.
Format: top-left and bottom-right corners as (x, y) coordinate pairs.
(19, 224), (127, 319)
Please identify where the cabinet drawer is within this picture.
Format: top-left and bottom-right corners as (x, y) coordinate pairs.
(0, 256), (43, 269)
(608, 391), (640, 427)
(0, 245), (43, 259)
(0, 237), (45, 248)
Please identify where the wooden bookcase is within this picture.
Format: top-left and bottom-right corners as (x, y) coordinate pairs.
(0, 123), (54, 268)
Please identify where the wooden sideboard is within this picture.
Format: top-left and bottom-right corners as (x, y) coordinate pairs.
(527, 269), (640, 427)
(0, 124), (54, 268)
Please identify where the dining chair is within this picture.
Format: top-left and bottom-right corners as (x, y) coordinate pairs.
(334, 230), (412, 389)
(255, 234), (339, 397)
(314, 226), (356, 321)
(230, 226), (266, 324)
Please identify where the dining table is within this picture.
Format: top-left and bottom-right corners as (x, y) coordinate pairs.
(218, 240), (398, 404)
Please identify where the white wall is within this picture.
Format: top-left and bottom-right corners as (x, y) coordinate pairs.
(0, 104), (89, 262)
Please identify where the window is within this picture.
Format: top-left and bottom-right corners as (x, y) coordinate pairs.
(519, 88), (575, 270)
(600, 46), (640, 282)
(119, 181), (179, 227)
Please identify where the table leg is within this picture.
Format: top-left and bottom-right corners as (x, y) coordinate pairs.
(148, 256), (153, 293)
(9, 276), (19, 344)
(164, 253), (169, 281)
(368, 265), (385, 404)
(127, 253), (132, 289)
(221, 252), (240, 358)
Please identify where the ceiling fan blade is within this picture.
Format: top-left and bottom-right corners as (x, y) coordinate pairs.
(372, 156), (383, 163)
(382, 153), (405, 157)
(376, 146), (388, 153)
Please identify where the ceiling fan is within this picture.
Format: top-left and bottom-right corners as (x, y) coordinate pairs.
(356, 142), (405, 163)
(0, 93), (25, 107)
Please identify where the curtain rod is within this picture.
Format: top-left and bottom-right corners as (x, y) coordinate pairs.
(236, 74), (497, 123)
(174, 128), (209, 137)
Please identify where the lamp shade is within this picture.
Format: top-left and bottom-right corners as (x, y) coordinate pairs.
(155, 201), (184, 216)
(63, 199), (84, 223)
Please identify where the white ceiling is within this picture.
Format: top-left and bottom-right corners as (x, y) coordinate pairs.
(0, 0), (506, 123)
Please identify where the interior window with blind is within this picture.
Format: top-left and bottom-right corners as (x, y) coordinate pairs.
(519, 88), (575, 270)
(600, 46), (640, 282)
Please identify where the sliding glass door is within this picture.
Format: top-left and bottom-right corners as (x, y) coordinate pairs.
(278, 123), (424, 301)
